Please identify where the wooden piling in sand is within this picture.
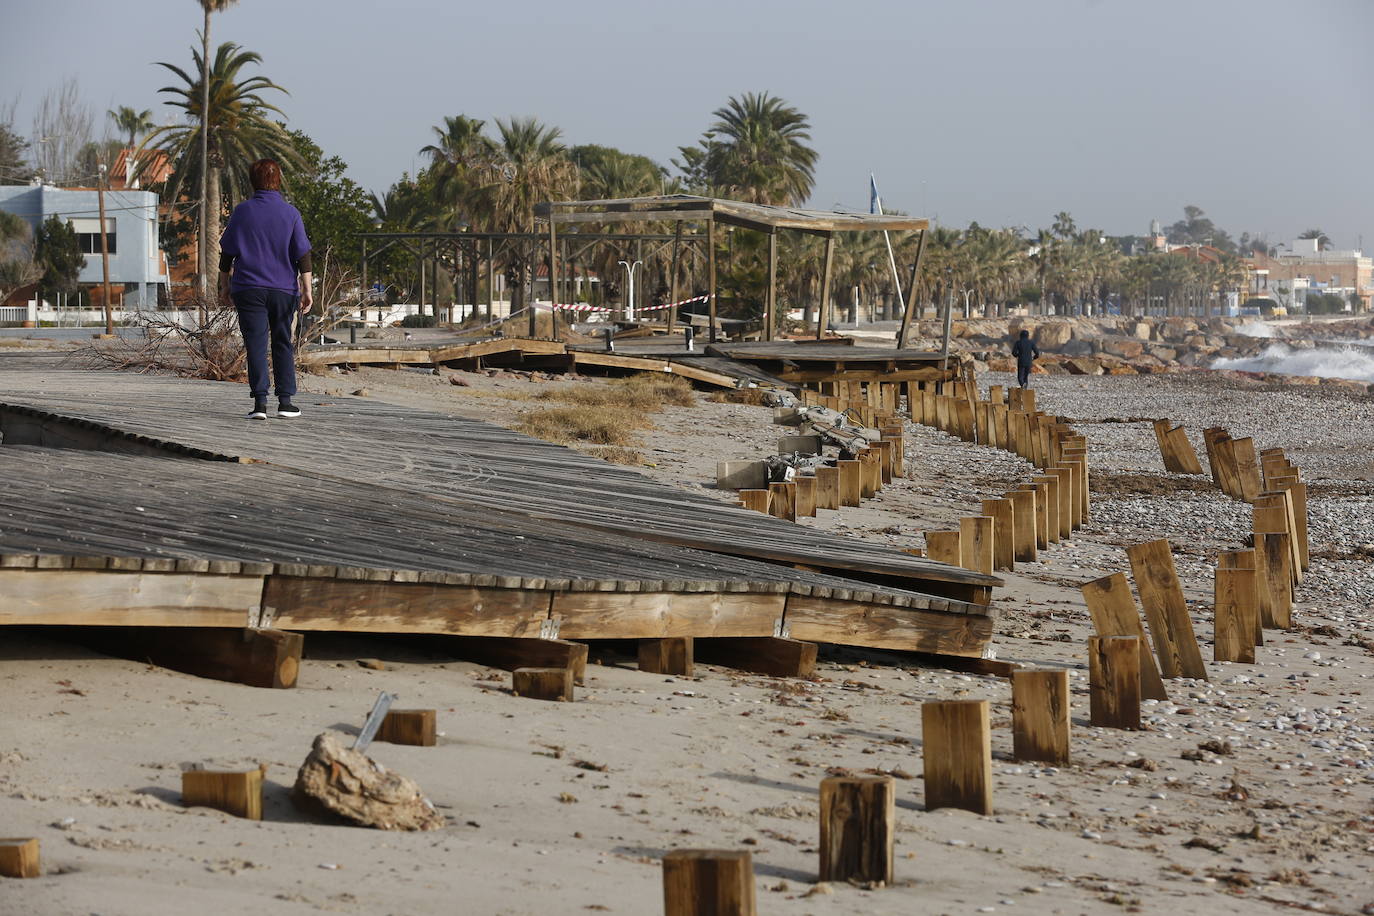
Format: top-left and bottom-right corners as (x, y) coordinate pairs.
(0, 838), (40, 878)
(663, 849), (756, 916)
(1011, 669), (1070, 764)
(818, 775), (895, 885)
(1089, 636), (1141, 729)
(639, 637), (694, 677)
(921, 699), (993, 815)
(377, 709), (437, 747)
(182, 767), (264, 820)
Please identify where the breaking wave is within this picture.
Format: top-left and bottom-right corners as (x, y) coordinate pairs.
(1211, 343), (1374, 384)
(1234, 321), (1277, 338)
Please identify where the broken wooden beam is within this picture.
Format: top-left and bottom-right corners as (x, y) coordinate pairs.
(512, 667), (575, 701)
(69, 626), (302, 689)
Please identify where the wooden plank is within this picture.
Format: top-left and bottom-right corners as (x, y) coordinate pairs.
(1079, 573), (1169, 701)
(1165, 427), (1204, 475)
(639, 637), (695, 676)
(1011, 669), (1070, 764)
(959, 516), (994, 575)
(1214, 568), (1256, 664)
(874, 440), (894, 484)
(1231, 437), (1263, 502)
(263, 577), (550, 637)
(1032, 475), (1061, 543)
(738, 489), (770, 514)
(784, 596), (991, 656)
(1049, 466), (1074, 538)
(858, 449), (881, 498)
(662, 849), (756, 916)
(1007, 489), (1037, 563)
(182, 768), (263, 820)
(0, 570), (259, 627)
(921, 700), (992, 814)
(1089, 636), (1141, 729)
(819, 776), (895, 884)
(552, 592), (784, 639)
(980, 498), (1015, 572)
(694, 637), (817, 677)
(1126, 539), (1208, 681)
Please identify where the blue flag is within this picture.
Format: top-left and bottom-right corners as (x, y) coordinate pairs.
(869, 174), (880, 215)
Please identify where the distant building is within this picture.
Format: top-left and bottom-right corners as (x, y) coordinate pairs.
(0, 179), (168, 309)
(1246, 239), (1372, 312)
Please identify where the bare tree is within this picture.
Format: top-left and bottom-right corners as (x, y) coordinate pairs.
(30, 79), (94, 185)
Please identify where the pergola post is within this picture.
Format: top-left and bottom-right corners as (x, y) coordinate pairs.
(766, 229), (778, 341)
(816, 232), (835, 340)
(668, 221), (682, 335)
(897, 228), (927, 350)
(486, 237), (495, 321)
(707, 219), (718, 343)
(360, 238), (368, 321)
(548, 217), (558, 339)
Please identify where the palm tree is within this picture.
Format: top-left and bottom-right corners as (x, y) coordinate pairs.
(107, 106), (155, 150)
(467, 117), (578, 312)
(144, 41), (299, 280)
(195, 0), (239, 295)
(420, 115), (492, 230)
(693, 92), (817, 206)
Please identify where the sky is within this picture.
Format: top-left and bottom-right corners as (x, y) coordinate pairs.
(3, 0), (1372, 248)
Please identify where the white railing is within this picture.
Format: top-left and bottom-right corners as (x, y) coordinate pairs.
(0, 306), (27, 323)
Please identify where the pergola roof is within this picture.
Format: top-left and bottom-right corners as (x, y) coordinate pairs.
(535, 194), (929, 235)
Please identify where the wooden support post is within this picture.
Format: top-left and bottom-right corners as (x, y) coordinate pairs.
(512, 667), (574, 701)
(662, 849), (756, 916)
(1219, 550), (1263, 647)
(858, 448), (882, 498)
(794, 475), (818, 518)
(1231, 437), (1263, 502)
(1049, 466), (1074, 538)
(1126, 539), (1209, 681)
(68, 626), (303, 689)
(639, 637), (695, 677)
(1165, 427), (1204, 474)
(182, 767), (264, 819)
(988, 384), (1004, 405)
(0, 838), (40, 878)
(925, 530), (962, 566)
(980, 498), (1016, 571)
(1032, 474), (1061, 543)
(1080, 573), (1169, 701)
(815, 466), (841, 511)
(738, 489), (771, 514)
(838, 459), (862, 507)
(1025, 481), (1050, 549)
(817, 231), (835, 341)
(767, 481), (796, 522)
(818, 776), (895, 885)
(1254, 494), (1301, 580)
(874, 440), (894, 484)
(1019, 388), (1036, 412)
(921, 699), (992, 815)
(377, 709), (437, 747)
(445, 636), (588, 685)
(959, 516), (994, 575)
(1007, 489), (1038, 563)
(1278, 480), (1309, 571)
(881, 426), (905, 477)
(1011, 669), (1070, 764)
(695, 637), (817, 677)
(1089, 636), (1141, 729)
(1256, 531), (1293, 629)
(1214, 567), (1257, 664)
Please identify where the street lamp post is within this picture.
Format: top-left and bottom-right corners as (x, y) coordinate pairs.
(617, 259), (642, 321)
(961, 288), (975, 319)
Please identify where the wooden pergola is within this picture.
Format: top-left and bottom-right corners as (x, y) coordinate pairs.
(535, 195), (931, 345)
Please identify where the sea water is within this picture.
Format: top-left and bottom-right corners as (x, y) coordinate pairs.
(1212, 342), (1374, 384)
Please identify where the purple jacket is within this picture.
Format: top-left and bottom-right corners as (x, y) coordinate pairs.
(220, 190), (311, 294)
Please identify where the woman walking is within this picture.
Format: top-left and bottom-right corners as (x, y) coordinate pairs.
(218, 158), (312, 419)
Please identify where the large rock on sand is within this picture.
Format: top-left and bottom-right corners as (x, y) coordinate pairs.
(1101, 338), (1145, 359)
(1034, 323), (1075, 349)
(293, 731), (445, 831)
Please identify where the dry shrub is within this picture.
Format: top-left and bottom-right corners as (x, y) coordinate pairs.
(708, 387), (771, 405)
(587, 446), (644, 466)
(517, 405), (649, 446)
(537, 372), (696, 410)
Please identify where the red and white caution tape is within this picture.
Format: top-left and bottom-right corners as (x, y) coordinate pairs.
(539, 295), (710, 313)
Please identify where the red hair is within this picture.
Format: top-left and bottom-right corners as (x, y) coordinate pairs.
(249, 158), (282, 191)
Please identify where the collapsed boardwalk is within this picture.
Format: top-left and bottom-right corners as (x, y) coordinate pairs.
(0, 357), (999, 667)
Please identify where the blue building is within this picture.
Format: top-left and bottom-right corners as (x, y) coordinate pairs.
(0, 180), (167, 309)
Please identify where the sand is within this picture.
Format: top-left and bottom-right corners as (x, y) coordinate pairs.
(2, 359), (1372, 916)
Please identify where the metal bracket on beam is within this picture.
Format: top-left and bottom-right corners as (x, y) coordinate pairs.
(540, 618), (562, 640)
(773, 620), (791, 639)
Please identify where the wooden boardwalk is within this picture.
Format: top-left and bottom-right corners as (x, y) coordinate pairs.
(0, 353), (998, 655)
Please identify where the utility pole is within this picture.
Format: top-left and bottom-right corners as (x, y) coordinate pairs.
(97, 164), (114, 336)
